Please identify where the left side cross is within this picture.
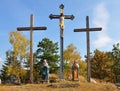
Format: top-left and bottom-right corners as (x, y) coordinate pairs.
(17, 14), (47, 83)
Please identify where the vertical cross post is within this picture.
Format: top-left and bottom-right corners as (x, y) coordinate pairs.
(74, 16), (102, 82)
(17, 14), (47, 83)
(49, 4), (74, 79)
(86, 16), (91, 82)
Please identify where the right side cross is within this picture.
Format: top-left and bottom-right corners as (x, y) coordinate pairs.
(49, 4), (74, 79)
(74, 16), (102, 82)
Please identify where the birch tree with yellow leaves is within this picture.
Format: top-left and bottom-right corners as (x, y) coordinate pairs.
(64, 44), (86, 79)
(8, 31), (30, 82)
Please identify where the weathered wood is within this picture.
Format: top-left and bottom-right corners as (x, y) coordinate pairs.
(17, 14), (47, 83)
(74, 16), (102, 82)
(49, 14), (74, 20)
(49, 4), (74, 79)
(17, 27), (46, 31)
(74, 28), (102, 32)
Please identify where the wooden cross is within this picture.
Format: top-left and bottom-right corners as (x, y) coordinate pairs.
(49, 4), (74, 79)
(74, 16), (102, 82)
(17, 14), (47, 83)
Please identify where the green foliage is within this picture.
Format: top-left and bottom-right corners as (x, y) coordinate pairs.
(37, 38), (59, 65)
(34, 38), (59, 81)
(91, 49), (114, 82)
(0, 64), (8, 81)
(2, 31), (119, 83)
(111, 43), (120, 83)
(1, 50), (21, 82)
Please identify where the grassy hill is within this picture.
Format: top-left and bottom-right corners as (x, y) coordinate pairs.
(0, 81), (119, 91)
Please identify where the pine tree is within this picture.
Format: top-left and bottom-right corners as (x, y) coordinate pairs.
(0, 50), (20, 83)
(34, 38), (59, 81)
(111, 43), (120, 83)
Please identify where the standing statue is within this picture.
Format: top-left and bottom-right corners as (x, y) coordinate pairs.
(72, 60), (79, 81)
(42, 59), (49, 83)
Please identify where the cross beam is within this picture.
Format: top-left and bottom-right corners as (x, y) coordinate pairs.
(49, 14), (74, 20)
(74, 16), (102, 82)
(17, 14), (47, 83)
(17, 27), (46, 31)
(49, 4), (74, 79)
(74, 28), (102, 32)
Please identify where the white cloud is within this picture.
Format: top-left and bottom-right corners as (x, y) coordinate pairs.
(92, 2), (112, 48)
(93, 33), (111, 48)
(0, 57), (3, 62)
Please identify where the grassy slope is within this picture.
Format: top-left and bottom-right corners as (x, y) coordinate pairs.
(0, 82), (119, 91)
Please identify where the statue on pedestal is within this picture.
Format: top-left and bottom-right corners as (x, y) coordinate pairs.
(72, 60), (79, 81)
(42, 59), (49, 83)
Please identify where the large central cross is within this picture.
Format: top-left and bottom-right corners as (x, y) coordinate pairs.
(74, 16), (102, 82)
(17, 14), (47, 83)
(49, 4), (74, 79)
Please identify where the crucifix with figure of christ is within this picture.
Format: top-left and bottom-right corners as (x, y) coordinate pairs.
(74, 16), (102, 82)
(49, 4), (74, 79)
(17, 14), (47, 83)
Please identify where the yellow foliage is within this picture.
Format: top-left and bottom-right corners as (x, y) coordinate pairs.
(9, 31), (30, 58)
(64, 44), (87, 79)
(7, 65), (27, 78)
(64, 44), (82, 67)
(79, 61), (87, 77)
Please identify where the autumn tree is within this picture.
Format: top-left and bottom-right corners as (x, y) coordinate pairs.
(63, 44), (86, 79)
(9, 31), (30, 61)
(8, 31), (30, 82)
(91, 49), (114, 82)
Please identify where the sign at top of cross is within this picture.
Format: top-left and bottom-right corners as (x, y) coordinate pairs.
(49, 4), (75, 79)
(49, 4), (74, 19)
(49, 4), (74, 37)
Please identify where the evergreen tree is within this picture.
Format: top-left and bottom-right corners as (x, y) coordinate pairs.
(111, 43), (120, 83)
(1, 50), (21, 82)
(34, 38), (59, 81)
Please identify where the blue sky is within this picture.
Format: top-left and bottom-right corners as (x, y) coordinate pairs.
(0, 0), (120, 68)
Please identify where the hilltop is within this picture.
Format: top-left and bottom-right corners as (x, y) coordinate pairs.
(0, 79), (119, 91)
